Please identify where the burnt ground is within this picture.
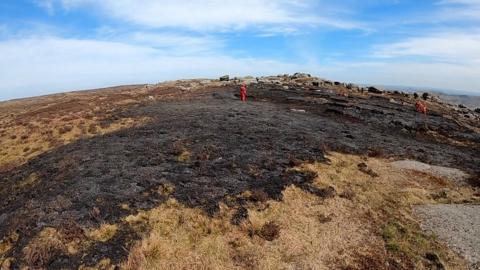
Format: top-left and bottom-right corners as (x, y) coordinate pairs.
(0, 82), (479, 268)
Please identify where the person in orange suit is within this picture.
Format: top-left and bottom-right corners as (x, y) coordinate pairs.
(240, 84), (247, 102)
(415, 100), (427, 115)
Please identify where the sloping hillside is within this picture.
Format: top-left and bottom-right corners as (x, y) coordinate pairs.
(0, 75), (479, 269)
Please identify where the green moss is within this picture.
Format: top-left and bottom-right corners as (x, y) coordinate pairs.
(381, 219), (442, 264)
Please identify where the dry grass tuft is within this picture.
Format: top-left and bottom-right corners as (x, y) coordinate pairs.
(16, 172), (39, 189)
(177, 150), (191, 163)
(0, 232), (19, 261)
(86, 223), (118, 243)
(0, 257), (14, 270)
(257, 221), (280, 241)
(157, 183), (175, 196)
(22, 228), (64, 268)
(79, 258), (115, 270)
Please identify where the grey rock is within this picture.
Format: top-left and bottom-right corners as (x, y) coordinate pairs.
(368, 86), (383, 94)
(219, 75), (230, 81)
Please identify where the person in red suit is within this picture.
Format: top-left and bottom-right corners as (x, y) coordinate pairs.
(415, 101), (427, 115)
(240, 84), (247, 102)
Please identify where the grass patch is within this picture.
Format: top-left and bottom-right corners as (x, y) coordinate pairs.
(23, 228), (65, 268)
(122, 182), (386, 270)
(86, 224), (118, 243)
(299, 153), (471, 269)
(177, 150), (191, 163)
(16, 172), (39, 189)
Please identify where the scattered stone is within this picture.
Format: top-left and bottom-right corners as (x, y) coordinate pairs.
(368, 87), (383, 94)
(292, 73), (311, 79)
(324, 80), (333, 86)
(291, 109), (306, 113)
(391, 160), (469, 185)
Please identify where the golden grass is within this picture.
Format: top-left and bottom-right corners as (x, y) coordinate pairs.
(16, 172), (39, 189)
(0, 257), (14, 270)
(0, 115), (151, 169)
(122, 187), (385, 269)
(0, 232), (18, 258)
(121, 152), (474, 270)
(79, 258), (115, 270)
(22, 228), (65, 268)
(301, 153), (470, 269)
(177, 150), (191, 163)
(86, 224), (118, 243)
(17, 222), (119, 268)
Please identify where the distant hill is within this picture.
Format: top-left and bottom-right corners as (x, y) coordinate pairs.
(436, 94), (480, 109)
(374, 85), (480, 109)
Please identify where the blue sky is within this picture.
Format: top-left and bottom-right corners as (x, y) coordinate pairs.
(0, 0), (479, 100)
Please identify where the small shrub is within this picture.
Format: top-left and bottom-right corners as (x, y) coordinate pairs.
(87, 124), (98, 134)
(58, 125), (73, 134)
(258, 221), (280, 241)
(231, 207), (248, 225)
(157, 183), (175, 196)
(249, 189), (269, 203)
(318, 213), (333, 223)
(340, 189), (356, 200)
(422, 93), (429, 100)
(23, 228), (64, 268)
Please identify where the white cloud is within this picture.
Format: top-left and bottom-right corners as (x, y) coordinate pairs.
(34, 0), (56, 15)
(435, 0), (480, 22)
(0, 36), (316, 100)
(128, 33), (224, 55)
(43, 0), (364, 31)
(373, 31), (480, 65)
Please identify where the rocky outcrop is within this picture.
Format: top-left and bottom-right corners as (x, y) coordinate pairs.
(219, 75), (230, 81)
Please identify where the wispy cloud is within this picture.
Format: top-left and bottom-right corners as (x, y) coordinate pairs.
(34, 0), (55, 15)
(37, 0), (366, 32)
(434, 0), (480, 22)
(373, 31), (480, 65)
(0, 36), (317, 100)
